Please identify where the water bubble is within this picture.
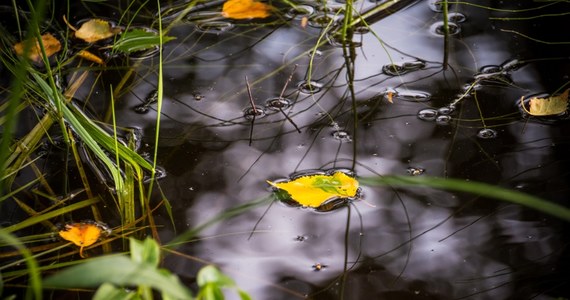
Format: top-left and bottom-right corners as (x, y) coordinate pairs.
(297, 80), (323, 94)
(430, 21), (461, 36)
(501, 59), (523, 71)
(326, 32), (362, 47)
(479, 65), (502, 74)
(332, 130), (352, 142)
(243, 107), (266, 120)
(448, 12), (466, 23)
(417, 108), (438, 121)
(435, 115), (452, 125)
(308, 49), (323, 58)
(196, 21), (234, 34)
(477, 128), (498, 139)
(353, 25), (371, 34)
(428, 0), (448, 12)
(193, 92), (205, 101)
(396, 90), (432, 102)
(437, 106), (454, 115)
(382, 64), (405, 76)
(382, 60), (425, 76)
(402, 60), (426, 70)
(407, 167), (425, 176)
(265, 97), (292, 111)
(285, 5), (315, 19)
(308, 14), (335, 28)
(143, 166), (166, 183)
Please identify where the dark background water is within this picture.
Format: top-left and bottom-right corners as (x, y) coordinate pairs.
(2, 0), (570, 299)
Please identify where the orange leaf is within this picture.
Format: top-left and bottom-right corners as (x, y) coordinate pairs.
(77, 49), (105, 65)
(222, 0), (272, 20)
(59, 221), (110, 258)
(13, 33), (61, 63)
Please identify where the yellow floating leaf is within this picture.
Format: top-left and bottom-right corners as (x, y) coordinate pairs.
(59, 221), (109, 258)
(13, 33), (61, 63)
(74, 19), (120, 43)
(267, 172), (359, 208)
(523, 89), (569, 116)
(222, 0), (272, 20)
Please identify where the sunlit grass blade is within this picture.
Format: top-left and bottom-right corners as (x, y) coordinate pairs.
(359, 176), (570, 221)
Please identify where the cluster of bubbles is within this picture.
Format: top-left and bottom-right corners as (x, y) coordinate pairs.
(242, 97), (294, 120)
(417, 105), (455, 125)
(428, 0), (466, 36)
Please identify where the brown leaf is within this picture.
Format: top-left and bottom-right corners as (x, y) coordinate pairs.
(13, 33), (61, 63)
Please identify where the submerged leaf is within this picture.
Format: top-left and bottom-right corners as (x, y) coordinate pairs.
(267, 172), (359, 208)
(112, 29), (176, 53)
(13, 33), (61, 63)
(525, 89), (569, 116)
(222, 0), (272, 19)
(75, 19), (121, 43)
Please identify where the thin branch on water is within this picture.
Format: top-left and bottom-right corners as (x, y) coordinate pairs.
(245, 75), (257, 146)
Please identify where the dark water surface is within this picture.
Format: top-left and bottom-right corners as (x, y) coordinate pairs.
(3, 0), (570, 299)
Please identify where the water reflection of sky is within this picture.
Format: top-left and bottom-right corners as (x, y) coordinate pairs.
(115, 1), (570, 299)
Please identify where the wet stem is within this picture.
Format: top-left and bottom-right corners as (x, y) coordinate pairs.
(340, 0), (359, 171)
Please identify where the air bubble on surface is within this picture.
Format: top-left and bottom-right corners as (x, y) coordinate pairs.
(332, 130), (352, 142)
(417, 108), (438, 121)
(477, 128), (498, 139)
(448, 12), (466, 23)
(265, 97), (292, 111)
(435, 115), (452, 125)
(430, 21), (460, 36)
(297, 80), (323, 94)
(243, 107), (266, 120)
(195, 21), (234, 34)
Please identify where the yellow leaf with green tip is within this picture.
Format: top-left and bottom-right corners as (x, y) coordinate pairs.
(267, 172), (359, 208)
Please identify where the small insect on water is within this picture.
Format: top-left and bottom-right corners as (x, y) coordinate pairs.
(312, 263), (327, 271)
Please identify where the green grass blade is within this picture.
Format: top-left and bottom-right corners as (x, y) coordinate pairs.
(0, 230), (42, 300)
(3, 197), (100, 233)
(359, 176), (570, 221)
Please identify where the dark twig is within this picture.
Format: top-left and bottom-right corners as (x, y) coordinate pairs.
(245, 75), (257, 146)
(277, 65), (301, 133)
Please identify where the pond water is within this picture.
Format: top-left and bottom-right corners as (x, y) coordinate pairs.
(2, 0), (570, 299)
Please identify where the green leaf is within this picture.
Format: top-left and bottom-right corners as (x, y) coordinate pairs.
(129, 237), (160, 267)
(113, 29), (176, 53)
(44, 255), (193, 299)
(93, 283), (136, 300)
(197, 265), (235, 288)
